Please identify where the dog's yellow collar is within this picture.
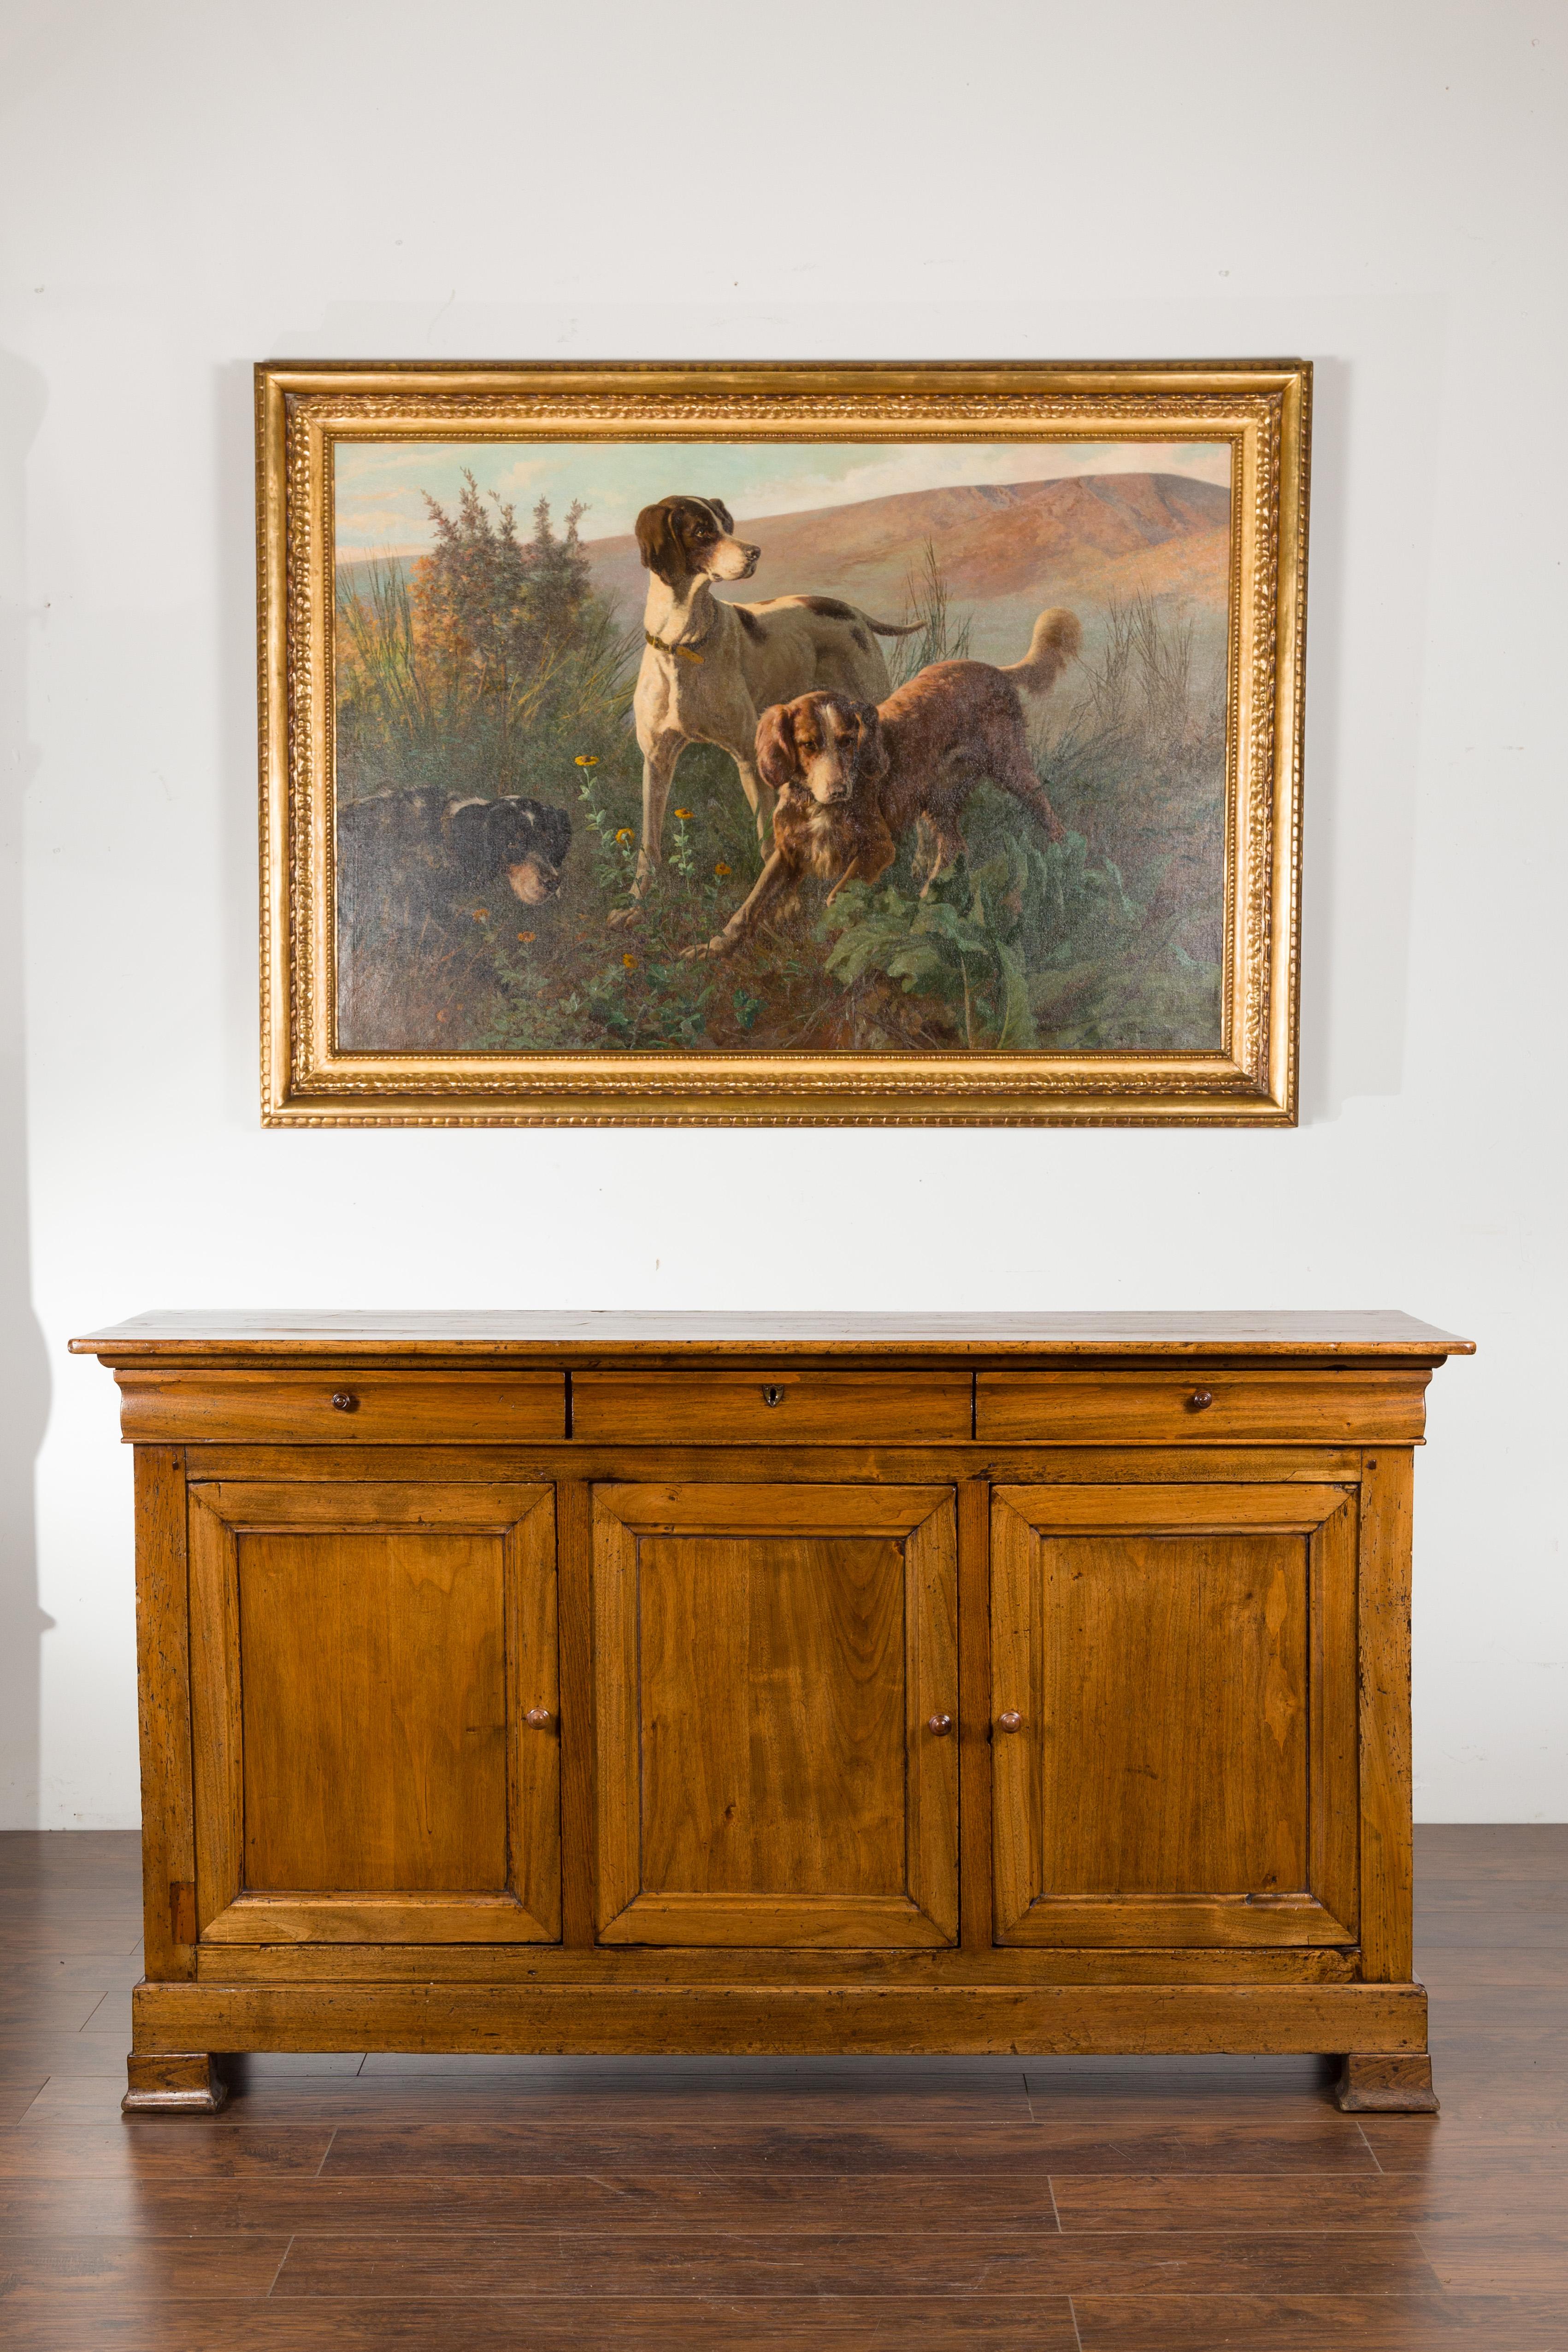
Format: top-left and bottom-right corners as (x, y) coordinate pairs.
(645, 628), (706, 664)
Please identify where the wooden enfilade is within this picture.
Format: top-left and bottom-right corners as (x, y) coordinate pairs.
(70, 1311), (1471, 2117)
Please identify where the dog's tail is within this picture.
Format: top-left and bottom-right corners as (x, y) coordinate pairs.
(1001, 608), (1081, 695)
(865, 615), (923, 637)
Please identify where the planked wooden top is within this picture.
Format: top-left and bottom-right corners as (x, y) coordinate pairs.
(70, 1309), (1475, 1368)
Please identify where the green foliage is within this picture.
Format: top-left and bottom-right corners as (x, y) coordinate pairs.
(822, 843), (1040, 1050)
(820, 761), (1220, 1055)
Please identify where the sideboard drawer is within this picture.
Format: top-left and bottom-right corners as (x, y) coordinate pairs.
(572, 1370), (971, 1444)
(116, 1372), (568, 1445)
(974, 1369), (1429, 1446)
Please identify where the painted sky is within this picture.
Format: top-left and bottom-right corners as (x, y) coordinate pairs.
(333, 438), (1232, 560)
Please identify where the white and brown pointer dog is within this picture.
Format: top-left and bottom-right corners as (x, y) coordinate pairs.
(613, 494), (918, 921)
(681, 609), (1081, 961)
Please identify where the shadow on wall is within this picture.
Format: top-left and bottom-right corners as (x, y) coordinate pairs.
(0, 347), (54, 1827)
(1295, 343), (1438, 1119)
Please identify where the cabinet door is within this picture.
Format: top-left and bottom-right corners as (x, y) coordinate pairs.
(592, 1484), (958, 1947)
(188, 1479), (559, 1943)
(991, 1484), (1358, 1948)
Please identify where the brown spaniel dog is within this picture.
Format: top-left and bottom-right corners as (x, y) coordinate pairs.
(681, 608), (1080, 960)
(611, 494), (919, 924)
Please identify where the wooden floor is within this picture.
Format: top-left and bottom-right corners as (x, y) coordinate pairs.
(0, 1828), (1563, 2347)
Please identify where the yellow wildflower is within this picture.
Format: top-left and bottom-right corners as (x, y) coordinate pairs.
(714, 861), (731, 878)
(622, 953), (637, 969)
(674, 808), (693, 820)
(517, 931), (535, 943)
(615, 826), (633, 843)
(472, 908), (488, 920)
(574, 754), (600, 768)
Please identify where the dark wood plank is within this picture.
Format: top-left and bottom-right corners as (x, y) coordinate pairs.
(1053, 2169), (1568, 2231)
(0, 1954), (148, 1998)
(1417, 1881), (1568, 1914)
(270, 2226), (1436, 2298)
(0, 2031), (140, 2081)
(1073, 2294), (1507, 2348)
(1415, 1825), (1568, 1877)
(0, 1985), (129, 2041)
(318, 2115), (1380, 2175)
(0, 2078), (46, 2124)
(1419, 2228), (1568, 2292)
(0, 1989), (122, 2033)
(1419, 1949), (1568, 1991)
(115, 2082), (1036, 2128)
(1445, 2305), (1568, 2351)
(0, 1832), (144, 1888)
(1360, 2120), (1568, 2173)
(0, 2126), (336, 2178)
(0, 1925), (142, 1958)
(0, 2296), (1084, 2350)
(0, 2234), (291, 2302)
(1416, 1910), (1568, 1949)
(0, 2170), (1067, 2235)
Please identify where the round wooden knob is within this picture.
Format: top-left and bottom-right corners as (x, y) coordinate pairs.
(330, 1391), (358, 1412)
(524, 1707), (553, 1730)
(1188, 1389), (1214, 1411)
(926, 1713), (953, 1737)
(997, 1710), (1023, 1733)
(761, 1385), (786, 1407)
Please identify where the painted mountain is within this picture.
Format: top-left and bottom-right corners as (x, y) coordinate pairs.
(582, 470), (1231, 666)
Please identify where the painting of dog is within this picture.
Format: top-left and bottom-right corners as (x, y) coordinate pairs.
(338, 790), (572, 935)
(619, 494), (918, 915)
(683, 612), (1081, 961)
(326, 419), (1242, 1066)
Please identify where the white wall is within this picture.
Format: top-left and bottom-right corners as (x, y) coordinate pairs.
(1, 0), (1563, 1828)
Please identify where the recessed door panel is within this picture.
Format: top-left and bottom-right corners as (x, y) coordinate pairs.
(592, 1485), (957, 1947)
(638, 1535), (908, 1898)
(238, 1531), (509, 1894)
(189, 1480), (559, 1944)
(1037, 1531), (1308, 1898)
(992, 1484), (1358, 1947)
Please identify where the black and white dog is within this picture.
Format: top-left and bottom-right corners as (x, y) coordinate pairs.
(338, 789), (572, 937)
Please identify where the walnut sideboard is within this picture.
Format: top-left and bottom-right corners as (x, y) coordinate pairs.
(71, 1310), (1473, 2117)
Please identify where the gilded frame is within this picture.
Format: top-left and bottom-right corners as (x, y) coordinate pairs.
(257, 359), (1309, 1126)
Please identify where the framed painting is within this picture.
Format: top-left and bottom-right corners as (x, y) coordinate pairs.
(257, 360), (1309, 1125)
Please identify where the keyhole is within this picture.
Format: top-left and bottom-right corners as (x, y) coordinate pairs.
(761, 1385), (785, 1407)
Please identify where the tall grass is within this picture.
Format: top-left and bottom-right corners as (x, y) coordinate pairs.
(883, 537), (974, 689)
(1032, 589), (1225, 925)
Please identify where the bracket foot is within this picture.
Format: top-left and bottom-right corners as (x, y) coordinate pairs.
(1334, 2052), (1438, 2113)
(123, 2052), (227, 2115)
